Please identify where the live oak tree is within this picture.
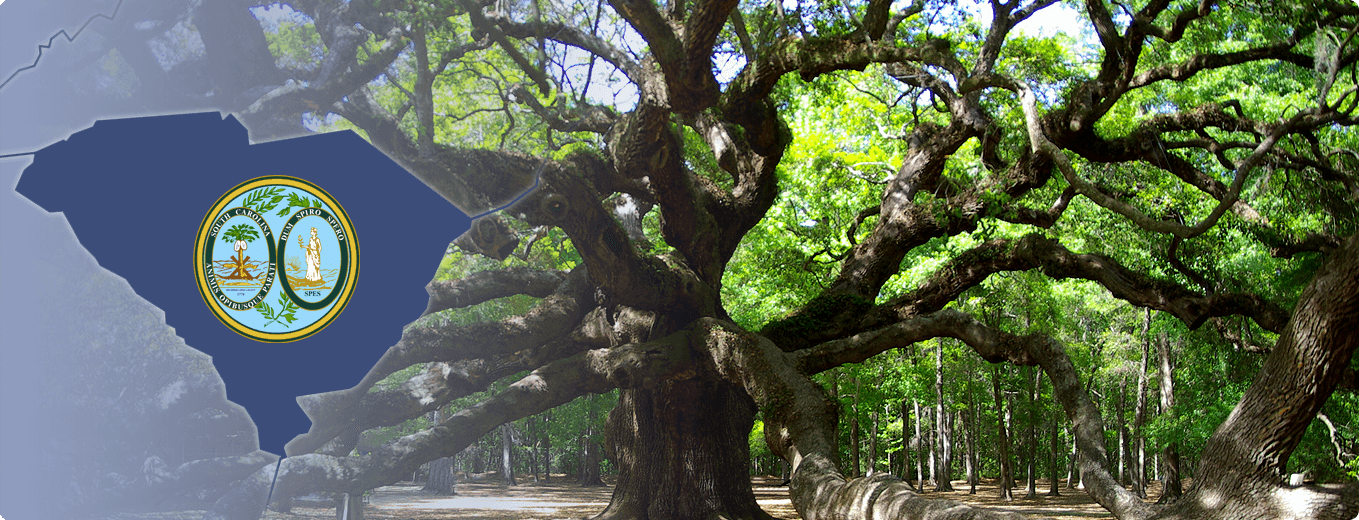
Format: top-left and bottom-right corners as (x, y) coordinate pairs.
(39, 0), (1359, 519)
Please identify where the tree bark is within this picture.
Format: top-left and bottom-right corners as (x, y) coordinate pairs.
(965, 393), (979, 494)
(334, 492), (363, 520)
(914, 399), (925, 492)
(1025, 366), (1038, 499)
(1048, 410), (1061, 497)
(1151, 234), (1359, 519)
(851, 376), (862, 478)
(1115, 376), (1127, 486)
(500, 423), (517, 486)
(1156, 333), (1182, 503)
(1133, 309), (1150, 499)
(934, 341), (954, 491)
(424, 457), (456, 495)
(901, 398), (915, 491)
(870, 408), (880, 477)
(580, 394), (602, 487)
(598, 380), (773, 520)
(992, 366), (1014, 501)
(543, 410), (552, 483)
(529, 417), (540, 483)
(1068, 434), (1078, 490)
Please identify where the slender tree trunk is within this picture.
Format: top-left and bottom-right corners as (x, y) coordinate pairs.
(962, 388), (973, 494)
(1156, 333), (1183, 503)
(927, 406), (937, 488)
(900, 398), (913, 490)
(935, 340), (954, 491)
(529, 417), (540, 483)
(960, 410), (974, 491)
(992, 366), (1013, 501)
(1115, 376), (1127, 487)
(500, 423), (517, 486)
(1068, 434), (1078, 490)
(1025, 366), (1038, 499)
(580, 393), (602, 487)
(334, 493), (363, 520)
(869, 408), (879, 477)
(1133, 309), (1150, 499)
(850, 376), (861, 478)
(542, 410), (551, 483)
(424, 457), (456, 495)
(424, 408), (457, 495)
(1048, 409), (1061, 497)
(914, 399), (925, 493)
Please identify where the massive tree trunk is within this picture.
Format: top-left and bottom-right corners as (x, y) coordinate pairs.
(599, 380), (772, 520)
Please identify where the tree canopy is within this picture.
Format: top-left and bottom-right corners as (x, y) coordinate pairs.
(26, 0), (1359, 519)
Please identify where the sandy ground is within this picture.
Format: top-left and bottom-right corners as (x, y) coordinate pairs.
(256, 475), (1183, 520)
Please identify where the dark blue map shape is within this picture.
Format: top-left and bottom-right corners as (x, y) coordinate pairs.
(17, 113), (473, 456)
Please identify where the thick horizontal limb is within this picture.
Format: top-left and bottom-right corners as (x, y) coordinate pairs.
(878, 234), (1290, 333)
(423, 266), (568, 316)
(284, 268), (592, 455)
(208, 336), (700, 520)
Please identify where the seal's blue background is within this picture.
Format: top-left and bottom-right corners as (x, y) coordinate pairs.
(0, 2), (476, 516)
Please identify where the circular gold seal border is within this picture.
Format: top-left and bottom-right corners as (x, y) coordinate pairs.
(193, 176), (360, 342)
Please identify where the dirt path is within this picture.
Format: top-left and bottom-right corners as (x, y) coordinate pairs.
(263, 476), (1179, 520)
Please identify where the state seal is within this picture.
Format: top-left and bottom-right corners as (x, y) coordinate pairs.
(194, 176), (359, 342)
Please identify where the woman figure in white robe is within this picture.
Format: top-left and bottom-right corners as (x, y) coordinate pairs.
(299, 227), (322, 284)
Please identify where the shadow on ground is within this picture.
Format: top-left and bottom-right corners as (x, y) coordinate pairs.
(245, 475), (1184, 520)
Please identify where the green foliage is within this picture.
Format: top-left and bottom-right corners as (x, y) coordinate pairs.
(221, 223), (260, 244)
(242, 187), (286, 214)
(258, 7), (325, 72)
(275, 192), (322, 217)
(256, 292), (300, 328)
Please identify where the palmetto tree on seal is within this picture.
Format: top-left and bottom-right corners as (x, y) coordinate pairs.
(221, 223), (260, 280)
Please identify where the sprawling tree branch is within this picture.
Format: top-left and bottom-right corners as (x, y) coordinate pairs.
(423, 266), (568, 316)
(210, 337), (701, 520)
(490, 11), (642, 79)
(1020, 82), (1311, 239)
(284, 267), (593, 455)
